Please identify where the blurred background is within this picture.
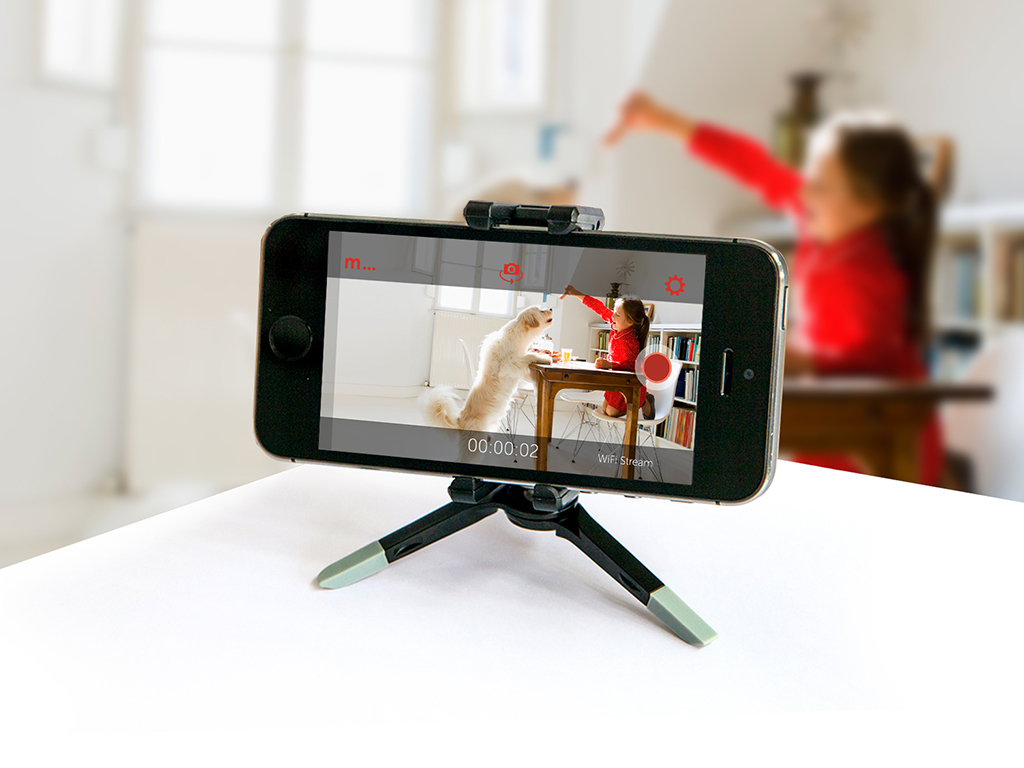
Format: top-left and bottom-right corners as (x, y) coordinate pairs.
(2, 0), (1023, 568)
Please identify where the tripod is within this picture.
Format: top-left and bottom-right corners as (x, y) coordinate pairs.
(317, 477), (717, 647)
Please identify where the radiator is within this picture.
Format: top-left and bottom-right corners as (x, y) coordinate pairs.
(428, 311), (507, 389)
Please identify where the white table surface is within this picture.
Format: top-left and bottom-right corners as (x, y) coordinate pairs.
(2, 461), (1023, 762)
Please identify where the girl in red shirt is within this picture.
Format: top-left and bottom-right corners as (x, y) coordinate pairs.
(560, 286), (654, 419)
(605, 92), (942, 485)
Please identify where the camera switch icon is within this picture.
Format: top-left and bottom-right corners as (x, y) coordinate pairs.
(500, 263), (523, 284)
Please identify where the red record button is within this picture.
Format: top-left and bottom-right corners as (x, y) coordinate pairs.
(642, 352), (672, 383)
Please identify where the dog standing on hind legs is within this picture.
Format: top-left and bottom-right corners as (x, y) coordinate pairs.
(421, 306), (554, 433)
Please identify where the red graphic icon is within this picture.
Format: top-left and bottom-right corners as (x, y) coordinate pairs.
(500, 262), (523, 284)
(665, 275), (686, 295)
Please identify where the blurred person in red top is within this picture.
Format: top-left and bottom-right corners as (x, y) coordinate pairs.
(605, 92), (942, 485)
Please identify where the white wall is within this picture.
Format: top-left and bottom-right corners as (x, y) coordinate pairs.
(610, 0), (818, 235)
(0, 0), (128, 505)
(654, 302), (703, 325)
(849, 0), (1024, 204)
(445, 0), (674, 219)
(554, 298), (596, 362)
(610, 0), (1024, 233)
(332, 281), (435, 389)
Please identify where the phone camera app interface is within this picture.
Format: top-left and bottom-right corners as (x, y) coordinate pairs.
(319, 231), (705, 484)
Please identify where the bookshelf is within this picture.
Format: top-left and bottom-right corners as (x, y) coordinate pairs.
(589, 322), (700, 448)
(723, 201), (1024, 382)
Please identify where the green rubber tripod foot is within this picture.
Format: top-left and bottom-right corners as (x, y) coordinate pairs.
(647, 586), (719, 647)
(317, 542), (388, 589)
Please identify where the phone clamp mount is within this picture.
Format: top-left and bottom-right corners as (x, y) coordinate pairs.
(463, 200), (605, 235)
(315, 201), (716, 647)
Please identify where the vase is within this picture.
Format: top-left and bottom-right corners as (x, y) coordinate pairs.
(774, 72), (823, 168)
(605, 282), (621, 310)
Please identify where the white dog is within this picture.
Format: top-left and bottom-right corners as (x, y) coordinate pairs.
(421, 305), (554, 433)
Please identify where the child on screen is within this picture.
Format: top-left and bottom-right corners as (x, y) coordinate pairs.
(561, 286), (654, 420)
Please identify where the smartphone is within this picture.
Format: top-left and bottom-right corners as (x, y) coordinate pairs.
(255, 213), (787, 504)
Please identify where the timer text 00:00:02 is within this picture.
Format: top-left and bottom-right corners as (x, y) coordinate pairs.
(467, 438), (538, 458)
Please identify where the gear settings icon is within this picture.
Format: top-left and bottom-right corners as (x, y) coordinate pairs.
(665, 275), (686, 295)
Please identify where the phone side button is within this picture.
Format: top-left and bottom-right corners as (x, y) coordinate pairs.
(781, 286), (789, 330)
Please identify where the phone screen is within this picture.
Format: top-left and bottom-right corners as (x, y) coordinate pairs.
(319, 230), (706, 485)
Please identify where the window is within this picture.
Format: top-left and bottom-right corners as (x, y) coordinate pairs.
(302, 0), (434, 214)
(138, 0), (279, 208)
(135, 0), (436, 213)
(435, 240), (518, 316)
(520, 243), (550, 290)
(456, 0), (548, 113)
(40, 0), (123, 89)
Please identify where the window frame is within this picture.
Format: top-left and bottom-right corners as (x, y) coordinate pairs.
(126, 0), (439, 217)
(453, 0), (552, 116)
(433, 240), (524, 318)
(37, 0), (125, 92)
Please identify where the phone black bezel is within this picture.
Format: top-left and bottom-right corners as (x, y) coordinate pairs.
(255, 213), (786, 503)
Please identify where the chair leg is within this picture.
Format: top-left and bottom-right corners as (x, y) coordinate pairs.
(502, 397), (523, 439)
(521, 392), (535, 428)
(585, 415), (624, 476)
(554, 404), (584, 447)
(554, 402), (600, 465)
(571, 404), (601, 462)
(634, 425), (664, 483)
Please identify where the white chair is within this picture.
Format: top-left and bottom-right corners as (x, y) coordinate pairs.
(941, 329), (1024, 502)
(509, 378), (535, 431)
(590, 359), (685, 481)
(503, 379), (535, 438)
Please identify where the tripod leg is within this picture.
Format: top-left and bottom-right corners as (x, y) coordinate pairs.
(553, 505), (717, 647)
(318, 482), (504, 589)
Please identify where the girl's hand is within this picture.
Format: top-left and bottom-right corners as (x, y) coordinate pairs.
(560, 284), (581, 300)
(604, 91), (696, 146)
(594, 358), (612, 369)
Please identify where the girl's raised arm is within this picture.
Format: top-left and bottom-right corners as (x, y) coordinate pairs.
(688, 123), (803, 215)
(605, 91), (803, 215)
(562, 285), (614, 323)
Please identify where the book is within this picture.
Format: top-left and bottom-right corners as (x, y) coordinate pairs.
(674, 368), (698, 403)
(663, 332), (700, 362)
(659, 407), (696, 449)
